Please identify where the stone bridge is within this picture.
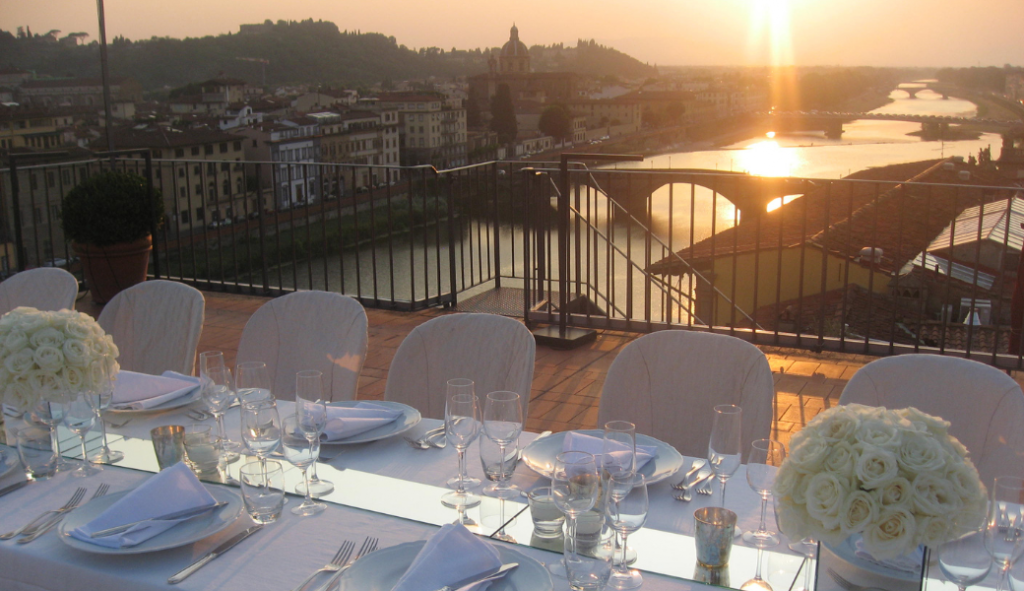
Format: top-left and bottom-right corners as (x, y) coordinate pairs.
(761, 109), (1019, 139)
(569, 169), (819, 218)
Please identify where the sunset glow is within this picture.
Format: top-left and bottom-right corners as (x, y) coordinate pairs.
(747, 0), (793, 66)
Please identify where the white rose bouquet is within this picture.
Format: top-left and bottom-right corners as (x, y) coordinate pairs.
(774, 404), (987, 559)
(0, 306), (120, 414)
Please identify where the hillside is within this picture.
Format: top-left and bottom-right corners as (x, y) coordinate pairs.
(0, 20), (657, 92)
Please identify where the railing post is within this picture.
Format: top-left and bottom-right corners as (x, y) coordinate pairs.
(254, 163), (270, 295)
(8, 155), (26, 272)
(446, 173), (458, 308)
(492, 162), (501, 290)
(145, 151), (160, 278)
(558, 157), (570, 335)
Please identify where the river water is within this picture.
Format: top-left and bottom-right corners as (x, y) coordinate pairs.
(273, 89), (1006, 315)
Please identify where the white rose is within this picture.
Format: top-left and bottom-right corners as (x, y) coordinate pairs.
(32, 345), (64, 373)
(911, 473), (961, 517)
(62, 339), (91, 367)
(855, 418), (902, 450)
(877, 476), (914, 508)
(788, 436), (831, 474)
(816, 408), (861, 443)
(840, 490), (879, 536)
(898, 407), (951, 438)
(63, 317), (94, 340)
(823, 441), (858, 479)
(63, 366), (86, 392)
(2, 380), (35, 414)
(806, 472), (848, 530)
(916, 515), (954, 548)
(898, 431), (948, 475)
(15, 310), (52, 334)
(29, 327), (65, 349)
(0, 311), (20, 332)
(946, 461), (985, 506)
(4, 349), (35, 375)
(774, 463), (802, 499)
(853, 444), (899, 490)
(3, 330), (27, 352)
(863, 508), (917, 559)
(27, 369), (64, 403)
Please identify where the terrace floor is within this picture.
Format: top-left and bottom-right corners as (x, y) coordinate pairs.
(78, 289), (1020, 449)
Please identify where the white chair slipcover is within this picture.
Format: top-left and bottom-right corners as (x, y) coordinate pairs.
(597, 330), (775, 458)
(0, 268), (78, 315)
(839, 354), (1024, 485)
(98, 280), (205, 376)
(235, 291), (367, 402)
(384, 313), (535, 420)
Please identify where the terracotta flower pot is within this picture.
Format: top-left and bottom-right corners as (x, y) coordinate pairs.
(72, 236), (152, 304)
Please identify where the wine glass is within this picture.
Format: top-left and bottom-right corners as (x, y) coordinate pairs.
(986, 477), (1024, 591)
(740, 547), (775, 591)
(240, 398), (282, 472)
(86, 363), (123, 464)
(606, 473), (648, 590)
(294, 370), (333, 498)
(480, 434), (520, 499)
(440, 379), (481, 509)
(281, 415), (326, 516)
(482, 390), (523, 499)
(62, 392), (99, 477)
(202, 365), (242, 462)
(445, 378), (481, 490)
(773, 495), (816, 591)
(709, 404), (743, 507)
(551, 451), (600, 577)
(236, 361), (273, 405)
(941, 526), (992, 591)
(744, 439), (786, 547)
(602, 420), (637, 480)
(29, 398), (70, 472)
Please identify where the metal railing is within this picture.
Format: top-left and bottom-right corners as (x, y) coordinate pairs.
(3, 152), (1023, 369)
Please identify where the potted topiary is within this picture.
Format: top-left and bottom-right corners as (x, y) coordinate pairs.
(61, 170), (165, 304)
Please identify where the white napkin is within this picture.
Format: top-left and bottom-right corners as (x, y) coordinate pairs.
(320, 402), (402, 442)
(111, 370), (201, 410)
(69, 462), (218, 548)
(853, 535), (925, 573)
(563, 431), (658, 471)
(392, 523), (508, 591)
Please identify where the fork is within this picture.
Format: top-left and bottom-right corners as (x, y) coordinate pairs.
(828, 568), (887, 591)
(18, 484), (109, 544)
(288, 539), (355, 591)
(187, 408), (213, 421)
(1, 487), (87, 540)
(672, 459), (707, 490)
(314, 536), (379, 591)
(673, 468), (713, 501)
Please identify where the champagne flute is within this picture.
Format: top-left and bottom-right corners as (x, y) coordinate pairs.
(236, 361), (273, 405)
(708, 404), (743, 507)
(482, 391), (523, 499)
(551, 451), (600, 577)
(294, 370), (333, 497)
(281, 415), (326, 516)
(986, 477), (1024, 591)
(941, 527), (992, 591)
(744, 439), (786, 547)
(440, 379), (481, 509)
(62, 392), (99, 477)
(203, 365), (241, 462)
(240, 398), (282, 473)
(606, 473), (648, 590)
(86, 363), (123, 464)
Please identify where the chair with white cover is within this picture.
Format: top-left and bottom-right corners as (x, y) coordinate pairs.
(597, 330), (775, 458)
(235, 291), (368, 402)
(0, 268), (79, 315)
(838, 354), (1024, 485)
(384, 313), (535, 420)
(98, 280), (205, 376)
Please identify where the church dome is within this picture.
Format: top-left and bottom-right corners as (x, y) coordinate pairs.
(500, 24), (528, 57)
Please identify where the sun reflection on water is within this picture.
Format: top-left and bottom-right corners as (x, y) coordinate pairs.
(739, 137), (803, 212)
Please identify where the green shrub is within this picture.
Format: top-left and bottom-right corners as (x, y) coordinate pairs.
(61, 170), (166, 247)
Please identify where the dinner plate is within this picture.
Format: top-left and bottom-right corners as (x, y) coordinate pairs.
(107, 387), (202, 414)
(320, 401), (421, 445)
(58, 485), (242, 555)
(520, 430), (685, 485)
(337, 540), (553, 591)
(823, 535), (923, 583)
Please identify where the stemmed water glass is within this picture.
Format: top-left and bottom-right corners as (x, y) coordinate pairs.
(295, 370), (332, 497)
(202, 365), (241, 463)
(482, 391), (523, 500)
(550, 451), (601, 577)
(440, 379), (481, 509)
(86, 363), (123, 464)
(708, 404), (743, 507)
(240, 398), (282, 472)
(602, 420), (637, 480)
(940, 521), (991, 591)
(606, 473), (648, 590)
(29, 398), (69, 472)
(744, 439), (786, 547)
(985, 477), (1024, 591)
(62, 392), (99, 477)
(480, 436), (520, 541)
(281, 414), (326, 516)
(236, 361), (273, 405)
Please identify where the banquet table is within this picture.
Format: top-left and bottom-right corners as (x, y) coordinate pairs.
(0, 399), (963, 591)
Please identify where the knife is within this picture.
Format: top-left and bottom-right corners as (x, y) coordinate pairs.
(167, 525), (263, 584)
(0, 480), (29, 498)
(433, 562), (518, 591)
(90, 501), (230, 538)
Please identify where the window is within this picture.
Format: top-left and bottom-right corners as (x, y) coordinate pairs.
(219, 143), (228, 153)
(33, 207), (41, 224)
(207, 163), (216, 174)
(252, 139), (258, 147)
(176, 148), (185, 158)
(223, 179), (231, 195)
(47, 172), (55, 188)
(191, 147), (199, 156)
(193, 165), (201, 175)
(196, 184), (203, 195)
(196, 207), (204, 221)
(178, 167), (185, 178)
(62, 170), (71, 185)
(180, 210), (190, 225)
(179, 187), (186, 198)
(220, 162), (229, 172)
(233, 141), (242, 151)
(204, 145), (213, 156)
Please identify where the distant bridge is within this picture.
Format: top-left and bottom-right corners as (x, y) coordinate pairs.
(760, 111), (1020, 139)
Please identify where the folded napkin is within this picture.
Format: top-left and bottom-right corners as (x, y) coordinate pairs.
(320, 402), (402, 442)
(111, 370), (201, 410)
(853, 535), (925, 574)
(392, 523), (508, 591)
(69, 462), (218, 548)
(563, 431), (658, 472)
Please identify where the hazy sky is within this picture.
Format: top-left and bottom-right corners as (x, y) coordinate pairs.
(3, 0), (1022, 68)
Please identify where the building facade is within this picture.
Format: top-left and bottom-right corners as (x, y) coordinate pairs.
(375, 93), (467, 169)
(233, 119), (322, 210)
(314, 109), (401, 192)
